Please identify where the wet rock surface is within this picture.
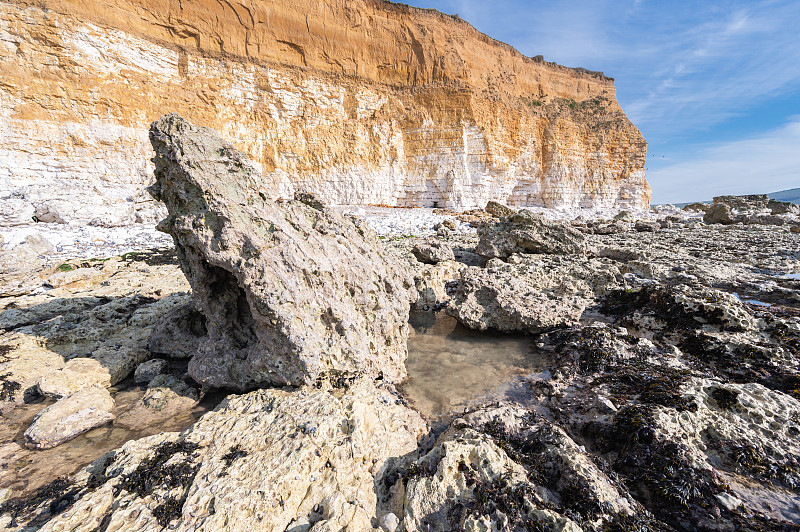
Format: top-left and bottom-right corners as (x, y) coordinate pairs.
(23, 387), (115, 450)
(149, 114), (414, 390)
(382, 216), (800, 531)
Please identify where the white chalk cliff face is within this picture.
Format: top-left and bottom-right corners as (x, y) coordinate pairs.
(0, 0), (650, 226)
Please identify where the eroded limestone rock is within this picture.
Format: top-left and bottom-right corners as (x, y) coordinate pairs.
(133, 359), (169, 384)
(149, 114), (414, 389)
(23, 387), (115, 450)
(475, 210), (587, 259)
(411, 240), (455, 265)
(683, 202), (710, 213)
(484, 201), (514, 218)
(148, 302), (207, 359)
(447, 263), (587, 333)
(0, 234), (51, 297)
(37, 357), (111, 398)
(116, 375), (200, 429)
(713, 194), (769, 211)
(411, 261), (463, 311)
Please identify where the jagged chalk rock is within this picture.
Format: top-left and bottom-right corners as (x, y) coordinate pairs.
(411, 240), (455, 264)
(133, 358), (169, 384)
(0, 236), (48, 296)
(148, 114), (414, 389)
(447, 265), (586, 332)
(475, 210), (587, 259)
(411, 261), (463, 311)
(24, 387), (115, 449)
(0, 195), (35, 226)
(33, 203), (66, 224)
(32, 378), (425, 531)
(703, 203), (734, 225)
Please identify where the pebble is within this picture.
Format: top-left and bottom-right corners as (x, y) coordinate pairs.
(380, 512), (400, 532)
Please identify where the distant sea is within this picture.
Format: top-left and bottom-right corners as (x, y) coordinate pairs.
(666, 187), (800, 208)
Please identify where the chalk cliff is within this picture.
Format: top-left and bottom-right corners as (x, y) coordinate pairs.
(0, 0), (650, 226)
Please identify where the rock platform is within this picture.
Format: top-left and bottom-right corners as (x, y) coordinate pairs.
(1, 169), (799, 530)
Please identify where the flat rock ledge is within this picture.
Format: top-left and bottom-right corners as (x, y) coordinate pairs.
(23, 387), (115, 450)
(149, 114), (415, 390)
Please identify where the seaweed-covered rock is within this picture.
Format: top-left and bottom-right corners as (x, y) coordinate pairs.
(12, 378), (426, 531)
(475, 210), (586, 259)
(393, 404), (641, 531)
(411, 240), (455, 264)
(23, 387), (115, 450)
(148, 114), (414, 389)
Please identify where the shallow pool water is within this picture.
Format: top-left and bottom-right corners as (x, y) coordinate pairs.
(400, 311), (552, 422)
(0, 383), (215, 498)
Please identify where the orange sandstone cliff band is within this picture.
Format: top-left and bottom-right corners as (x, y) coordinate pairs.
(1, 0), (649, 225)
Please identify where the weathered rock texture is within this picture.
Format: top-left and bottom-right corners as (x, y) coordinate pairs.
(475, 210), (587, 259)
(0, 0), (649, 226)
(150, 114), (413, 389)
(3, 378), (426, 531)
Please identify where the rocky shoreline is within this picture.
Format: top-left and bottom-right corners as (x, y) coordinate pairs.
(1, 117), (799, 531)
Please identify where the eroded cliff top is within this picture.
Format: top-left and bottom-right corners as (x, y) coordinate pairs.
(10, 0), (616, 99)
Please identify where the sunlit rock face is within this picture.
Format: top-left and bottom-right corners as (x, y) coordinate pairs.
(0, 0), (650, 226)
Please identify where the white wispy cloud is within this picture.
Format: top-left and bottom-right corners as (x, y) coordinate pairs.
(647, 116), (800, 203)
(614, 1), (800, 136)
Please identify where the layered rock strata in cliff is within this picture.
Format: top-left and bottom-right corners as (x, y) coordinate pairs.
(0, 0), (649, 226)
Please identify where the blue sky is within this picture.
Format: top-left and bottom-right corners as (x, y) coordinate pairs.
(408, 0), (800, 203)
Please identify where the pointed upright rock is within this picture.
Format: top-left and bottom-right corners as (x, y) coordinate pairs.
(149, 114), (414, 390)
